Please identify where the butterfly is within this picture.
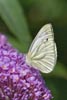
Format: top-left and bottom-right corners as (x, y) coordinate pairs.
(26, 24), (57, 73)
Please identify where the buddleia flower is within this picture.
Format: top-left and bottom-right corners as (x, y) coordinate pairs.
(0, 34), (52, 100)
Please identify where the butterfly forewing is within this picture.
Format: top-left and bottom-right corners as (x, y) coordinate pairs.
(26, 24), (57, 73)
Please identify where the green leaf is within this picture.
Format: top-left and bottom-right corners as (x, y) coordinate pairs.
(8, 35), (24, 52)
(43, 62), (67, 80)
(52, 62), (67, 79)
(45, 77), (67, 100)
(0, 0), (32, 52)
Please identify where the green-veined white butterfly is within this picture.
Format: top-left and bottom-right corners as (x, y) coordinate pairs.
(26, 24), (57, 73)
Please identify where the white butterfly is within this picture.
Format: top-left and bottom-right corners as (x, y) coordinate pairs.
(26, 24), (57, 73)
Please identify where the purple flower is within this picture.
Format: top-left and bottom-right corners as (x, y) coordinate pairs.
(0, 34), (52, 100)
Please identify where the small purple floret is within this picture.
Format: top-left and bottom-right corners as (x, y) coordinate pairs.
(0, 34), (52, 100)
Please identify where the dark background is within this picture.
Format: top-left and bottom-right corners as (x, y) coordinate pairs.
(0, 0), (67, 100)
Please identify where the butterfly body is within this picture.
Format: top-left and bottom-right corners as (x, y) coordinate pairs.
(26, 24), (57, 73)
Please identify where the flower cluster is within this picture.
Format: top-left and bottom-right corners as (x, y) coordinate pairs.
(0, 34), (52, 100)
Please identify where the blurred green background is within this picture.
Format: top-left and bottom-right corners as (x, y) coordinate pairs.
(0, 0), (67, 100)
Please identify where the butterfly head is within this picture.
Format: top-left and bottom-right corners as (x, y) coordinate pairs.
(26, 52), (32, 66)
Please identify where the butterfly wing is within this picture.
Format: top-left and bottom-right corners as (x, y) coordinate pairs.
(26, 24), (57, 73)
